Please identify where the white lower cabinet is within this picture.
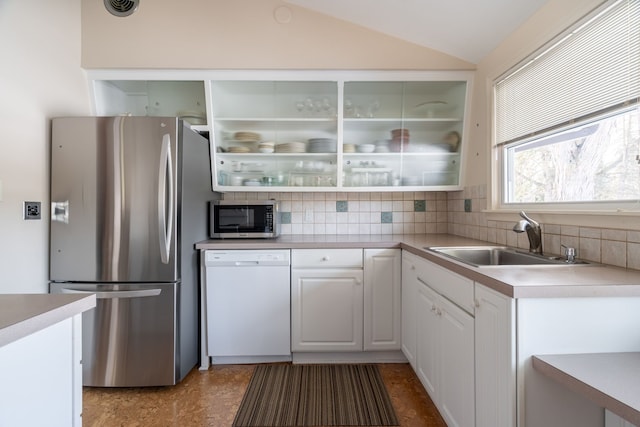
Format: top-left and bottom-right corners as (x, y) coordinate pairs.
(291, 268), (364, 351)
(403, 251), (475, 427)
(291, 260), (364, 352)
(401, 251), (419, 368)
(291, 248), (401, 354)
(474, 283), (516, 427)
(400, 251), (640, 427)
(0, 315), (83, 427)
(364, 248), (401, 351)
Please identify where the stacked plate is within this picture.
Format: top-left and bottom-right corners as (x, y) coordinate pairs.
(308, 138), (337, 153)
(228, 146), (251, 153)
(374, 139), (390, 153)
(275, 142), (306, 153)
(234, 131), (261, 142)
(258, 141), (275, 153)
(343, 143), (356, 153)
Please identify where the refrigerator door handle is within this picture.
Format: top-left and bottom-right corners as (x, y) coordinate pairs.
(59, 287), (162, 299)
(158, 133), (174, 264)
(51, 200), (69, 223)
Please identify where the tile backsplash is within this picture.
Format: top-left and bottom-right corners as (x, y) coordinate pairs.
(448, 185), (640, 271)
(223, 192), (448, 235)
(223, 188), (639, 270)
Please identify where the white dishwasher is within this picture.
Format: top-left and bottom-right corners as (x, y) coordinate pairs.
(204, 250), (291, 365)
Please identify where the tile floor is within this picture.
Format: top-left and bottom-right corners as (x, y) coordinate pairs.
(83, 363), (446, 427)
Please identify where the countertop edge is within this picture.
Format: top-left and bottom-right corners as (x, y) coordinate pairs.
(533, 353), (640, 426)
(196, 234), (640, 299)
(0, 294), (97, 348)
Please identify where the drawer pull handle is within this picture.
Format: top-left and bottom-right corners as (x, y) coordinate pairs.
(322, 256), (330, 261)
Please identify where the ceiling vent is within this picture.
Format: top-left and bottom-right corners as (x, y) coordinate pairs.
(104, 0), (139, 17)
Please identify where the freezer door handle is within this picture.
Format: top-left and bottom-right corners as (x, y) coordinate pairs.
(51, 200), (69, 223)
(59, 287), (162, 299)
(158, 133), (174, 265)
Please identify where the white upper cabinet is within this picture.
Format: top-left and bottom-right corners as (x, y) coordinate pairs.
(211, 80), (339, 189)
(91, 79), (207, 126)
(343, 81), (466, 188)
(89, 70), (473, 191)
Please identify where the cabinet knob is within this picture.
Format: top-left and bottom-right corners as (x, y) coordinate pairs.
(474, 299), (480, 308)
(322, 256), (329, 261)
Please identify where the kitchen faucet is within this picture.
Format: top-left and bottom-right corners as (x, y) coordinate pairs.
(513, 211), (542, 254)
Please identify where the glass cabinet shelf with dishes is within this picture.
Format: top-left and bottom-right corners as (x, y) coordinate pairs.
(211, 80), (340, 189)
(209, 76), (470, 191)
(341, 81), (466, 188)
(87, 71), (472, 191)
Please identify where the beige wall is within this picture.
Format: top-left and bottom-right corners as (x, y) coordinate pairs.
(468, 0), (606, 194)
(81, 0), (474, 70)
(0, 0), (91, 292)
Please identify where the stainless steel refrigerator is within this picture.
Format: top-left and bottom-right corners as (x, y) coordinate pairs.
(49, 116), (218, 387)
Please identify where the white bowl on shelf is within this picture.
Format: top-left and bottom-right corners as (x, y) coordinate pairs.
(259, 147), (274, 153)
(356, 144), (375, 153)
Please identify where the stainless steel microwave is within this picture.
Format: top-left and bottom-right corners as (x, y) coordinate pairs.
(209, 200), (280, 239)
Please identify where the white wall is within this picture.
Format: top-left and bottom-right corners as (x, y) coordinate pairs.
(0, 0), (91, 293)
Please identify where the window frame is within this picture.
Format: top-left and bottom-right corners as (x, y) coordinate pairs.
(492, 0), (640, 213)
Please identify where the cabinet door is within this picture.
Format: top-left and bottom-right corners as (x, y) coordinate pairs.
(210, 80), (339, 190)
(438, 295), (475, 427)
(342, 80), (468, 189)
(364, 249), (401, 351)
(416, 279), (439, 398)
(401, 253), (418, 367)
(291, 269), (363, 352)
(475, 283), (516, 427)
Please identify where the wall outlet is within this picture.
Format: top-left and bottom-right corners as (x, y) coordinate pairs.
(24, 201), (41, 220)
(464, 199), (472, 212)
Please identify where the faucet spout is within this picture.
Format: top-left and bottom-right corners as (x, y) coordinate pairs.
(512, 211), (543, 254)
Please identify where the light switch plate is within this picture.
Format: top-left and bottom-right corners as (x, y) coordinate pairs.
(24, 201), (41, 220)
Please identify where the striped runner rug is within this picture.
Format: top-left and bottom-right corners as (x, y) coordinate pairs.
(233, 364), (399, 427)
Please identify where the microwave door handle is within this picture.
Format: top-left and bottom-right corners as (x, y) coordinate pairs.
(157, 133), (174, 265)
(59, 287), (162, 299)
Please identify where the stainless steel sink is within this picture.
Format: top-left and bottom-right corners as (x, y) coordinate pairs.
(425, 246), (589, 267)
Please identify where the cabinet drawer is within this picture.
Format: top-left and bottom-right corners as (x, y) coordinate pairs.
(415, 257), (474, 315)
(292, 249), (363, 268)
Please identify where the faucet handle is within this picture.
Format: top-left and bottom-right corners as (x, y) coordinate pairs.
(561, 244), (576, 263)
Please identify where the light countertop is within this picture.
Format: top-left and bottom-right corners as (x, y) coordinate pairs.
(533, 353), (640, 426)
(196, 234), (640, 299)
(0, 294), (96, 347)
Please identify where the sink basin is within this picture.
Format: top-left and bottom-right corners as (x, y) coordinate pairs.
(425, 246), (589, 267)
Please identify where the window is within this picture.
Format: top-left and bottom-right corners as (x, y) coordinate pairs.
(495, 0), (640, 208)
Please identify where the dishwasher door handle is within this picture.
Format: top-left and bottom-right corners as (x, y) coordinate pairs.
(59, 287), (162, 299)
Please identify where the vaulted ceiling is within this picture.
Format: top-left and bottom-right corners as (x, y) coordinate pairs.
(284, 0), (549, 63)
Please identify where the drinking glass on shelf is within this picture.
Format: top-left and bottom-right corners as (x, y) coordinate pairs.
(344, 98), (354, 117)
(367, 100), (380, 118)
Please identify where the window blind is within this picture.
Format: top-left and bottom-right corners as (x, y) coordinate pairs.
(494, 0), (640, 145)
